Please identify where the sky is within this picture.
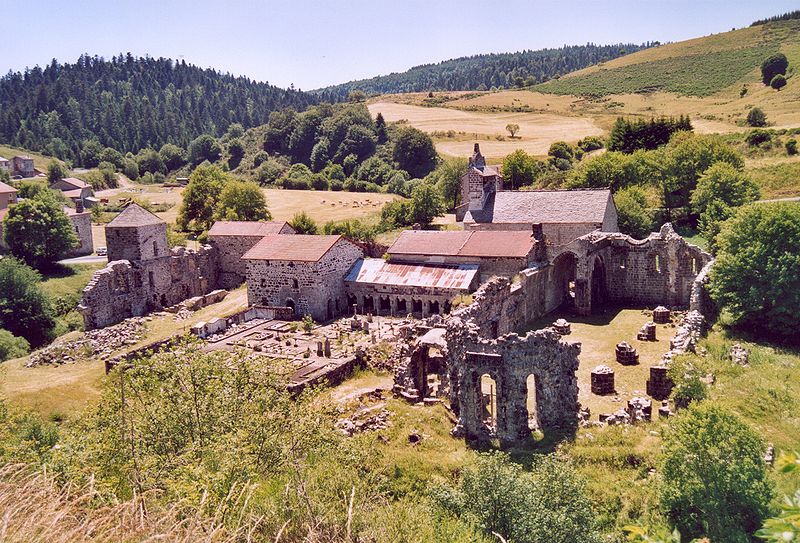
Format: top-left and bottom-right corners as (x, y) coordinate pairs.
(2, 0), (797, 90)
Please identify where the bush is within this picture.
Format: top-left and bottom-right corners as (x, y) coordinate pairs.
(435, 452), (601, 543)
(709, 202), (800, 342)
(746, 107), (767, 127)
(661, 403), (772, 541)
(577, 136), (604, 152)
(255, 158), (288, 186)
(0, 257), (56, 347)
(761, 52), (788, 85)
(252, 151), (268, 168)
(0, 329), (30, 362)
(615, 185), (654, 238)
(770, 74), (787, 90)
(787, 139), (798, 155)
(289, 211), (318, 234)
(745, 128), (771, 146)
(548, 141), (574, 160)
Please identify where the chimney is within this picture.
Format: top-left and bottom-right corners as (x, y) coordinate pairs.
(473, 143), (480, 154)
(75, 199), (84, 213)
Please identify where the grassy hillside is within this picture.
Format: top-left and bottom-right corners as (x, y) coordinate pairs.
(0, 144), (63, 172)
(535, 20), (800, 97)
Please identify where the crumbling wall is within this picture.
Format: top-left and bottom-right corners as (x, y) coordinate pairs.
(79, 246), (219, 329)
(67, 211), (93, 257)
(446, 317), (580, 447)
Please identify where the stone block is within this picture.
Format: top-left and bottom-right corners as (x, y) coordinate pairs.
(553, 318), (571, 335)
(646, 364), (673, 400)
(637, 322), (657, 341)
(591, 365), (615, 395)
(616, 341), (639, 365)
(653, 306), (671, 324)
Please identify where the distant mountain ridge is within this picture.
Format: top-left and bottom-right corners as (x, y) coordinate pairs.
(314, 43), (654, 99)
(0, 54), (317, 163)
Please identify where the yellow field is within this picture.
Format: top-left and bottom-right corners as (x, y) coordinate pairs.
(368, 101), (603, 158)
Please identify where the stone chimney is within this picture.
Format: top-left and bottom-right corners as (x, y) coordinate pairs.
(75, 199), (84, 213)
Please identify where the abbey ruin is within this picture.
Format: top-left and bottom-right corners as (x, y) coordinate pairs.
(79, 143), (714, 447)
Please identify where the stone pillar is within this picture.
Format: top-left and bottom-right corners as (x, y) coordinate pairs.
(496, 374), (529, 447)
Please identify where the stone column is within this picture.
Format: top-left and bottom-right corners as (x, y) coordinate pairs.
(496, 373), (529, 447)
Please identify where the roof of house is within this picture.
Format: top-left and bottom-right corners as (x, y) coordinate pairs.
(53, 177), (91, 190)
(242, 234), (353, 262)
(0, 181), (17, 194)
(465, 188), (612, 225)
(208, 221), (292, 237)
(62, 189), (83, 199)
(345, 258), (478, 290)
(62, 206), (89, 217)
(387, 230), (534, 259)
(106, 203), (165, 227)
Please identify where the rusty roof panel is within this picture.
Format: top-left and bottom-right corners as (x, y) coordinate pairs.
(345, 258), (477, 290)
(243, 234), (357, 262)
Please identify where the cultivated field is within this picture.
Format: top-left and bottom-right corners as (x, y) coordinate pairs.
(368, 101), (603, 158)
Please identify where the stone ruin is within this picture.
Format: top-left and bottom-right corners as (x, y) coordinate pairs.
(590, 365), (615, 395)
(653, 306), (671, 324)
(615, 341), (639, 365)
(637, 322), (657, 341)
(553, 318), (571, 335)
(729, 343), (750, 366)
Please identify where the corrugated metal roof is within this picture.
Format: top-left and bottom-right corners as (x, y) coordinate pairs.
(242, 234), (354, 262)
(388, 230), (534, 258)
(466, 188), (612, 225)
(345, 258), (478, 290)
(208, 221), (292, 237)
(107, 203), (164, 227)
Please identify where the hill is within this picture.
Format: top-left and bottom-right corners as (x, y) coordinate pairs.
(315, 43), (653, 99)
(535, 20), (800, 97)
(0, 54), (317, 164)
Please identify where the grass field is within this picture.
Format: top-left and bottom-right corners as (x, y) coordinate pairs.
(0, 144), (63, 172)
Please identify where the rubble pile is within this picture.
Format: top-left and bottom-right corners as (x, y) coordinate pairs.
(27, 318), (147, 367)
(728, 343), (750, 366)
(637, 322), (657, 342)
(336, 406), (391, 436)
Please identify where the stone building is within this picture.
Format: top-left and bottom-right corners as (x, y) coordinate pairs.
(208, 220), (295, 288)
(345, 259), (479, 317)
(0, 156), (10, 173)
(79, 204), (218, 329)
(0, 180), (18, 250)
(10, 156), (35, 178)
(63, 204), (93, 257)
(51, 177), (96, 208)
(243, 234), (363, 321)
(456, 143), (503, 222)
(386, 230), (538, 282)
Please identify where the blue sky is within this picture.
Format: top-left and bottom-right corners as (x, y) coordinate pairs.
(2, 1), (797, 90)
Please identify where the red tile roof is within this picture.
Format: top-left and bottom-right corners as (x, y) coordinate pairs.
(388, 230), (534, 259)
(242, 234), (353, 262)
(345, 259), (478, 290)
(0, 181), (17, 194)
(208, 221), (292, 237)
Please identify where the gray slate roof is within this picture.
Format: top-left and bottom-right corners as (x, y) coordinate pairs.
(465, 189), (612, 224)
(106, 203), (165, 227)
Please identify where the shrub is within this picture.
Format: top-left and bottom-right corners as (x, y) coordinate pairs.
(770, 74), (787, 90)
(745, 128), (771, 146)
(709, 202), (800, 342)
(746, 107), (767, 127)
(0, 257), (56, 347)
(577, 136), (604, 152)
(661, 403), (772, 541)
(787, 139), (798, 155)
(0, 329), (30, 362)
(761, 52), (788, 85)
(615, 185), (654, 238)
(289, 211), (318, 234)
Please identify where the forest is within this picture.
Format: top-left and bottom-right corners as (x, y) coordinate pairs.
(315, 43), (653, 99)
(0, 54), (317, 163)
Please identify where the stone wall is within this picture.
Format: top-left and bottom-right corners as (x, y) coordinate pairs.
(106, 222), (169, 263)
(210, 224), (295, 289)
(467, 221), (603, 246)
(245, 240), (363, 321)
(79, 245), (219, 329)
(446, 317), (581, 447)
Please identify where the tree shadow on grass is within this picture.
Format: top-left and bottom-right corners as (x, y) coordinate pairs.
(40, 262), (77, 280)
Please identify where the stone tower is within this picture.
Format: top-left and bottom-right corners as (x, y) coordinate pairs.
(105, 203), (169, 262)
(457, 143), (503, 221)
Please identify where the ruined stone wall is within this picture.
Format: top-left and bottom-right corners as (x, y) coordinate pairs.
(446, 318), (580, 446)
(245, 240), (363, 321)
(67, 212), (93, 257)
(79, 246), (219, 329)
(468, 221), (602, 246)
(106, 222), (169, 263)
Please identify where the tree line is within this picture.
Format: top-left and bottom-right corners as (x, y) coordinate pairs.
(315, 43), (653, 99)
(0, 54), (316, 164)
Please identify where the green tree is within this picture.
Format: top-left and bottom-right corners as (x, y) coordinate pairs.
(393, 126), (438, 179)
(177, 163), (226, 231)
(746, 107), (768, 127)
(188, 135), (223, 165)
(122, 158), (139, 180)
(502, 149), (537, 190)
(786, 139), (798, 155)
(255, 158), (288, 186)
(0, 257), (56, 347)
(548, 141), (574, 161)
(432, 157), (468, 210)
(46, 160), (67, 184)
(213, 179), (271, 222)
(690, 162), (760, 216)
(374, 112), (388, 143)
(136, 148), (166, 175)
(770, 74), (787, 90)
(3, 189), (77, 269)
(0, 329), (30, 362)
(409, 183), (444, 225)
(615, 185), (654, 238)
(661, 403), (772, 542)
(159, 143), (186, 170)
(227, 138), (245, 169)
(761, 52), (789, 85)
(506, 123), (520, 138)
(334, 125), (377, 163)
(709, 202), (800, 342)
(289, 211), (318, 234)
(310, 137), (331, 172)
(436, 452), (601, 543)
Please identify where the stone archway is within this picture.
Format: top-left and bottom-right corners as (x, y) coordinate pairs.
(551, 251), (578, 310)
(589, 256), (607, 311)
